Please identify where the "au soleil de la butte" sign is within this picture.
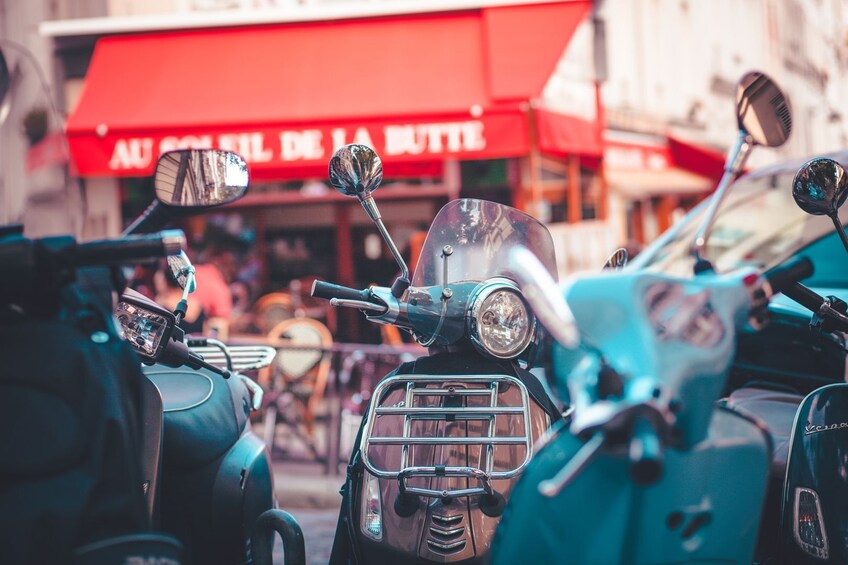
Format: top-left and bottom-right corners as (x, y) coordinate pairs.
(106, 120), (493, 171)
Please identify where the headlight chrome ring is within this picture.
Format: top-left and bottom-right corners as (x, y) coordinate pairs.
(467, 278), (535, 359)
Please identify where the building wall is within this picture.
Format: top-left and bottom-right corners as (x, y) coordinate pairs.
(596, 0), (848, 163)
(32, 0), (848, 247)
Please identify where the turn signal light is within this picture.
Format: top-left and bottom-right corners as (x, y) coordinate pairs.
(794, 487), (829, 559)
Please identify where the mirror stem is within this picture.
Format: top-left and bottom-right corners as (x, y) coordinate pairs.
(690, 130), (753, 269)
(828, 214), (848, 254)
(361, 196), (411, 294)
(174, 299), (187, 325)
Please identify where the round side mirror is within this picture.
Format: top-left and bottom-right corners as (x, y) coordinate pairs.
(166, 251), (196, 293)
(792, 158), (848, 217)
(328, 144), (383, 199)
(736, 71), (792, 148)
(154, 149), (249, 208)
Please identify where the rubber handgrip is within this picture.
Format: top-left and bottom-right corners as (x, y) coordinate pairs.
(75, 230), (185, 266)
(310, 280), (371, 302)
(764, 257), (813, 295)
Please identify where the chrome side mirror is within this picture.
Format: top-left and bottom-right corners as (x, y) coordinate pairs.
(167, 250), (197, 293)
(329, 144), (383, 199)
(793, 158), (848, 253)
(328, 144), (410, 297)
(154, 149), (249, 208)
(602, 248), (628, 271)
(691, 71), (792, 268)
(736, 71), (792, 148)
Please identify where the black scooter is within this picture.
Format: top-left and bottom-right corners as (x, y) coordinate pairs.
(0, 149), (305, 564)
(310, 145), (563, 564)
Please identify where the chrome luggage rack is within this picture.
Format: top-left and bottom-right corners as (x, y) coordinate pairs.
(190, 340), (277, 372)
(361, 374), (534, 499)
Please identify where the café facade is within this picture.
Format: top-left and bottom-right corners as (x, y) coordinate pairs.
(46, 0), (722, 289)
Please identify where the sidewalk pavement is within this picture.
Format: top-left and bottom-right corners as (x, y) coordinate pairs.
(274, 460), (345, 510)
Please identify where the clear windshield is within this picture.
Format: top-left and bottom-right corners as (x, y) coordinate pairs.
(412, 199), (557, 287)
(631, 155), (848, 287)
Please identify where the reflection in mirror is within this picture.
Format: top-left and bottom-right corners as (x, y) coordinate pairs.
(736, 71), (792, 147)
(167, 251), (196, 293)
(792, 158), (848, 217)
(155, 149), (249, 207)
(0, 49), (11, 128)
(602, 248), (629, 271)
(328, 144), (383, 199)
(793, 157), (848, 254)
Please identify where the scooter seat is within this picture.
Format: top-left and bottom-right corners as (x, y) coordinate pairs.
(144, 366), (250, 469)
(725, 386), (803, 478)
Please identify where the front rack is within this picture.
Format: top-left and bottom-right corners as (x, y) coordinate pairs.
(361, 374), (533, 499)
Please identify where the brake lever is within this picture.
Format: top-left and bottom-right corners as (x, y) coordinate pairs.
(329, 298), (387, 314)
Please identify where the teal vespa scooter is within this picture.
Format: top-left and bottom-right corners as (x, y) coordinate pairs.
(491, 72), (799, 563)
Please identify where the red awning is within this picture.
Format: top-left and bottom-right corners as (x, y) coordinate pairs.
(603, 132), (726, 198)
(67, 1), (592, 179)
(536, 107), (602, 157)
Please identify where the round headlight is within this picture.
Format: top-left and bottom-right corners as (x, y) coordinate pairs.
(468, 282), (535, 359)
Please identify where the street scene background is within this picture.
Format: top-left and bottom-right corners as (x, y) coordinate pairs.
(2, 0), (848, 562)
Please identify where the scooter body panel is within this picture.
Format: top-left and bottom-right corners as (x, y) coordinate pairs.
(780, 383), (848, 564)
(146, 364), (276, 564)
(493, 406), (770, 565)
(357, 375), (552, 563)
(336, 352), (561, 564)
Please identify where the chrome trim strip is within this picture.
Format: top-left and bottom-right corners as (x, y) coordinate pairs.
(431, 514), (463, 526)
(427, 539), (467, 552)
(429, 526), (465, 538)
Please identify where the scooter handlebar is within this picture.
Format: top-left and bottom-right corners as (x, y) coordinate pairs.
(781, 282), (827, 314)
(75, 230), (185, 266)
(763, 257), (813, 296)
(311, 280), (373, 303)
(629, 420), (664, 486)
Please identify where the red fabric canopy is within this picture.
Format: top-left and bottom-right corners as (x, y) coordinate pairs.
(536, 107), (602, 157)
(667, 134), (726, 180)
(67, 1), (592, 178)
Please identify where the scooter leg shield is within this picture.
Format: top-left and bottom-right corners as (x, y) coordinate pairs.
(492, 407), (771, 564)
(780, 383), (848, 564)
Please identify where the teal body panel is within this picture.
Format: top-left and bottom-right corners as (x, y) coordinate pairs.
(493, 406), (771, 564)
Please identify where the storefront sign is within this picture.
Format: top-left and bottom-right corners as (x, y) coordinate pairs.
(604, 140), (671, 172)
(97, 118), (504, 177)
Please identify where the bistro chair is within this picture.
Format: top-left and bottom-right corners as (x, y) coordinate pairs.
(262, 317), (333, 459)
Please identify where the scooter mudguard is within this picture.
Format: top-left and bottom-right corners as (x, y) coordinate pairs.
(492, 406), (771, 565)
(780, 383), (848, 564)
